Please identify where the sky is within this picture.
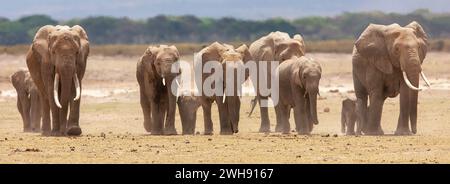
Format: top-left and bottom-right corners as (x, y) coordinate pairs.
(1, 0), (450, 20)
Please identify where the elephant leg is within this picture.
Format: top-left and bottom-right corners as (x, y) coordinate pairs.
(202, 100), (213, 135)
(258, 96), (271, 133)
(395, 81), (412, 135)
(366, 92), (385, 135)
(163, 89), (177, 135)
(275, 104), (290, 134)
(305, 97), (313, 133)
(294, 96), (309, 135)
(346, 116), (356, 135)
(150, 101), (164, 135)
(341, 110), (346, 134)
(216, 97), (232, 135)
(17, 95), (31, 132)
(30, 90), (42, 132)
(39, 91), (51, 135)
(140, 89), (152, 133)
(67, 99), (82, 136)
(42, 65), (61, 136)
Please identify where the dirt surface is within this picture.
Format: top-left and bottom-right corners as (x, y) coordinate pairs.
(0, 52), (449, 163)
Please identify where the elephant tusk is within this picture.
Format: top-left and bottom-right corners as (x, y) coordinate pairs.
(162, 78), (166, 86)
(53, 73), (62, 108)
(402, 72), (422, 91)
(222, 88), (226, 103)
(73, 73), (81, 101)
(420, 72), (431, 88)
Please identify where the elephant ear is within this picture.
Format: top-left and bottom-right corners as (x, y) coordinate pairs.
(293, 34), (306, 56)
(31, 25), (55, 64)
(236, 44), (252, 63)
(405, 21), (428, 63)
(10, 69), (27, 89)
(141, 46), (159, 75)
(293, 68), (303, 88)
(355, 24), (393, 74)
(71, 25), (90, 79)
(200, 42), (226, 64)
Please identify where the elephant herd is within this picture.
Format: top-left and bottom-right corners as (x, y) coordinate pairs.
(10, 21), (431, 137)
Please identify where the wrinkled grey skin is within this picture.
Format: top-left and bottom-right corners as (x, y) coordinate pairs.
(274, 56), (321, 135)
(248, 31), (306, 133)
(177, 95), (201, 135)
(341, 98), (360, 135)
(11, 69), (41, 132)
(136, 45), (180, 135)
(353, 21), (429, 135)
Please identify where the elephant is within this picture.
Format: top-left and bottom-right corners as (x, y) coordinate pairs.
(10, 69), (41, 132)
(272, 56), (321, 135)
(340, 98), (360, 135)
(352, 21), (431, 135)
(26, 25), (89, 136)
(177, 95), (201, 135)
(248, 31), (306, 132)
(194, 42), (251, 135)
(136, 45), (181, 135)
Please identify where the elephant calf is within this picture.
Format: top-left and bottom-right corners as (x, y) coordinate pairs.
(11, 69), (41, 132)
(341, 98), (360, 135)
(275, 56), (321, 135)
(136, 45), (181, 135)
(177, 95), (201, 135)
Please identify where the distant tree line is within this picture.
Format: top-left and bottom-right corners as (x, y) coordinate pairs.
(1, 9), (450, 45)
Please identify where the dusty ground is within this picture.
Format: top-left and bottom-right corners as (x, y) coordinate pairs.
(0, 52), (449, 163)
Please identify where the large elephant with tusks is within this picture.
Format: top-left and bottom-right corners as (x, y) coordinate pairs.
(26, 25), (89, 136)
(352, 21), (431, 135)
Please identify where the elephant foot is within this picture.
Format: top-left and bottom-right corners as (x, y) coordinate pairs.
(182, 131), (195, 135)
(297, 131), (310, 135)
(394, 129), (412, 136)
(151, 130), (164, 135)
(355, 131), (362, 136)
(41, 130), (52, 136)
(50, 130), (63, 137)
(258, 126), (270, 133)
(31, 127), (41, 133)
(164, 128), (178, 135)
(143, 122), (152, 133)
(220, 131), (234, 135)
(23, 128), (32, 132)
(204, 131), (213, 135)
(346, 131), (356, 136)
(364, 129), (384, 136)
(274, 125), (283, 132)
(66, 126), (82, 136)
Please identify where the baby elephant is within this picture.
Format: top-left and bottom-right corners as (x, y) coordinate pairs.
(177, 95), (201, 135)
(10, 69), (41, 132)
(341, 98), (360, 135)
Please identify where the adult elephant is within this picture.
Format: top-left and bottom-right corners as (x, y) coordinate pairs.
(274, 56), (321, 134)
(26, 25), (89, 136)
(136, 45), (181, 135)
(248, 31), (306, 132)
(11, 69), (41, 132)
(352, 21), (431, 135)
(195, 42), (251, 135)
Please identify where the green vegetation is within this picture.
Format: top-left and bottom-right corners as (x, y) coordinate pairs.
(1, 9), (450, 49)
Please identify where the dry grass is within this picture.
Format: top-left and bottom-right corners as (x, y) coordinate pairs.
(2, 39), (450, 57)
(0, 53), (449, 163)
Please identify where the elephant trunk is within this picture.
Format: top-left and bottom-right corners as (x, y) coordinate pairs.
(308, 90), (319, 125)
(400, 51), (422, 134)
(407, 72), (419, 134)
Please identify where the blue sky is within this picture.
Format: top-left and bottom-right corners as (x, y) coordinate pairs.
(1, 0), (450, 20)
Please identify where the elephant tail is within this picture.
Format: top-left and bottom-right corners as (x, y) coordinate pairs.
(248, 97), (257, 117)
